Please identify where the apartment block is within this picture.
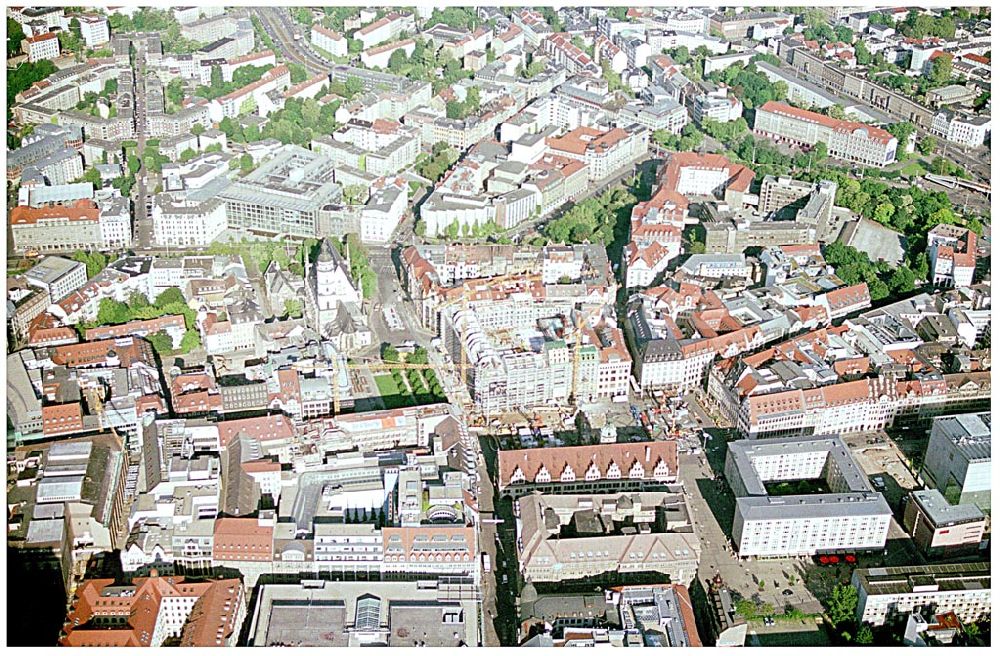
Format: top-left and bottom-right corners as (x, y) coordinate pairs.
(927, 224), (977, 288)
(353, 12), (415, 50)
(77, 14), (110, 48)
(725, 436), (892, 558)
(311, 25), (347, 57)
(22, 32), (60, 62)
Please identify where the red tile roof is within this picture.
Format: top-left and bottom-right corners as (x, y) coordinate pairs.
(758, 101), (895, 144)
(498, 442), (678, 489)
(213, 518), (273, 561)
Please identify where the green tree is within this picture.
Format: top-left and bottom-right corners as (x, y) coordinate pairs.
(7, 17), (25, 57)
(180, 330), (201, 353)
(387, 48), (408, 73)
(854, 42), (872, 66)
(826, 584), (859, 627)
(166, 77), (185, 107)
(291, 8), (313, 25)
(96, 298), (132, 326)
(855, 624), (874, 645)
(283, 299), (303, 319)
(127, 291), (152, 313)
(71, 250), (109, 278)
(146, 330), (174, 356)
(917, 136), (936, 156)
(928, 55), (953, 85)
(154, 287), (186, 309)
(288, 62), (308, 84)
(240, 153), (254, 172)
(382, 344), (400, 363)
(827, 105), (846, 120)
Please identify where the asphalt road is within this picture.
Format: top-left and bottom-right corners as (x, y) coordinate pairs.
(256, 8), (329, 75)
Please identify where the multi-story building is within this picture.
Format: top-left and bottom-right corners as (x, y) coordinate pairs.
(516, 489), (701, 584)
(22, 32), (60, 62)
(220, 145), (342, 238)
(852, 563), (991, 627)
(180, 13), (238, 43)
(754, 101), (897, 168)
(19, 146), (84, 185)
(360, 38), (415, 69)
(151, 196), (228, 248)
(692, 88), (744, 124)
(931, 111), (991, 147)
(7, 124), (83, 181)
(360, 177), (408, 244)
(248, 579), (480, 648)
(709, 11), (791, 40)
(61, 576), (245, 647)
(902, 489), (986, 557)
(920, 412), (991, 511)
(77, 13), (110, 48)
(541, 33), (601, 77)
(24, 256), (87, 302)
(725, 436), (892, 558)
(545, 125), (649, 181)
(498, 442), (678, 498)
(207, 64), (290, 122)
(10, 199), (132, 254)
(353, 11), (414, 49)
(311, 118), (421, 177)
(927, 224), (978, 288)
(311, 24), (347, 57)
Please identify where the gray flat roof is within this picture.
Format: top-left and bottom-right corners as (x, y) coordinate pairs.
(728, 434), (874, 496)
(911, 489), (985, 526)
(933, 413), (991, 462)
(737, 493), (892, 520)
(855, 562), (990, 596)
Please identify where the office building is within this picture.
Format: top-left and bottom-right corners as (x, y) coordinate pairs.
(853, 563), (991, 627)
(24, 256), (87, 302)
(152, 196), (228, 247)
(220, 145), (342, 238)
(902, 489), (986, 557)
(61, 575), (245, 647)
(754, 101), (897, 168)
(516, 488), (701, 585)
(921, 412), (991, 511)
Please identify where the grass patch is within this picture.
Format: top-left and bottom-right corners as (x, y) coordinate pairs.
(899, 160), (926, 178)
(374, 373), (417, 409)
